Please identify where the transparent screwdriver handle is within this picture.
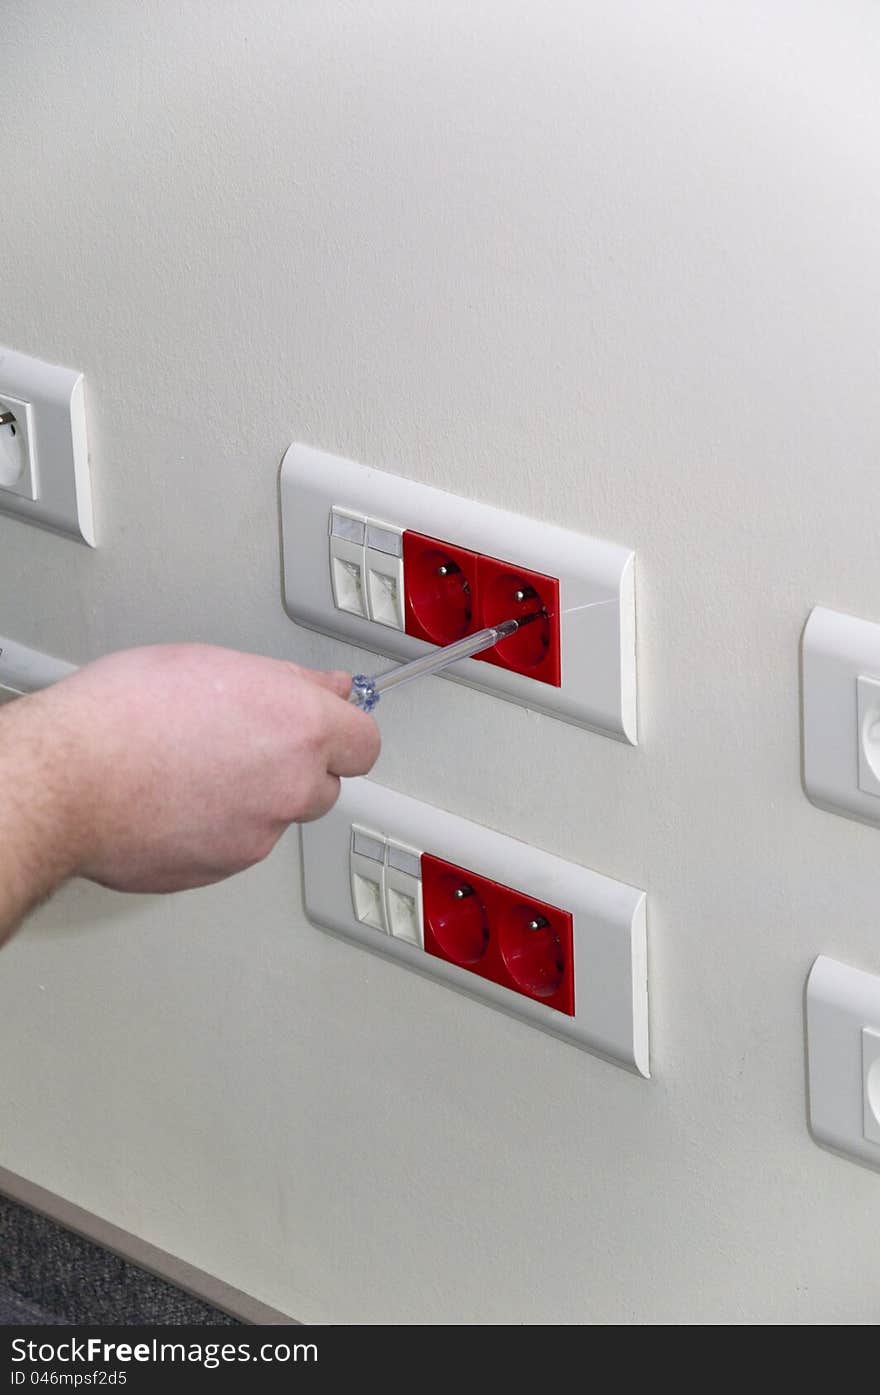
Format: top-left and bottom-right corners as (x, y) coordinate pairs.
(349, 619), (521, 713)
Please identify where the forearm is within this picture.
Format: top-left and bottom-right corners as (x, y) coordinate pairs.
(0, 692), (83, 946)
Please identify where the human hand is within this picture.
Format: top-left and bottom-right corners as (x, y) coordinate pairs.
(25, 644), (379, 894)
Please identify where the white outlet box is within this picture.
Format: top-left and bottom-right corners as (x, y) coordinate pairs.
(0, 345), (94, 545)
(281, 442), (637, 742)
(301, 777), (649, 1075)
(802, 606), (880, 829)
(807, 955), (880, 1171)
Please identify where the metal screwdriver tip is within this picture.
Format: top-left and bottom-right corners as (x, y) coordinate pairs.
(510, 609), (544, 629)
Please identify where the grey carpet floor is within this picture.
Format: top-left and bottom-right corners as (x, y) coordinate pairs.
(0, 1194), (239, 1325)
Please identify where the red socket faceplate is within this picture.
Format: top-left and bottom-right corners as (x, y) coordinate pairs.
(421, 854), (574, 1017)
(402, 532), (561, 686)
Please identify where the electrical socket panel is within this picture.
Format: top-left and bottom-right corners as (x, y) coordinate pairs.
(301, 777), (649, 1075)
(807, 955), (880, 1172)
(0, 345), (94, 545)
(281, 443), (637, 742)
(802, 606), (880, 829)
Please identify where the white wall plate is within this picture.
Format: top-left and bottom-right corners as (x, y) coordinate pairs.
(301, 777), (649, 1075)
(0, 345), (94, 545)
(281, 442), (637, 742)
(806, 955), (880, 1172)
(0, 632), (76, 698)
(802, 606), (880, 829)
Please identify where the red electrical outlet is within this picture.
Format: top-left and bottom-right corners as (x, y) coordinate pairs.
(476, 556), (561, 686)
(402, 531), (561, 686)
(402, 531), (478, 646)
(420, 854), (575, 1016)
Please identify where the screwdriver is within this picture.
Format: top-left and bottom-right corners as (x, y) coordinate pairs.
(348, 612), (543, 712)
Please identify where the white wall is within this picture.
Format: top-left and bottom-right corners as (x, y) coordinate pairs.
(2, 0), (880, 1323)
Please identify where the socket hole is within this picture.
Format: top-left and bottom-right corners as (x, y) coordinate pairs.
(481, 571), (551, 669)
(499, 904), (565, 998)
(424, 872), (489, 966)
(404, 544), (474, 644)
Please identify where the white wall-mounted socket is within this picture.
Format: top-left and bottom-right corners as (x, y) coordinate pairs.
(807, 955), (880, 1172)
(802, 606), (880, 829)
(0, 345), (94, 546)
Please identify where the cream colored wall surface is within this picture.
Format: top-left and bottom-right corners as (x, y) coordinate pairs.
(2, 0), (880, 1323)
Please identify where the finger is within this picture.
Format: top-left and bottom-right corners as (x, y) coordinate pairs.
(321, 694), (382, 777)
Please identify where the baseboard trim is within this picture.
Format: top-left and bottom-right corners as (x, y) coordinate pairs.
(0, 1166), (296, 1326)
